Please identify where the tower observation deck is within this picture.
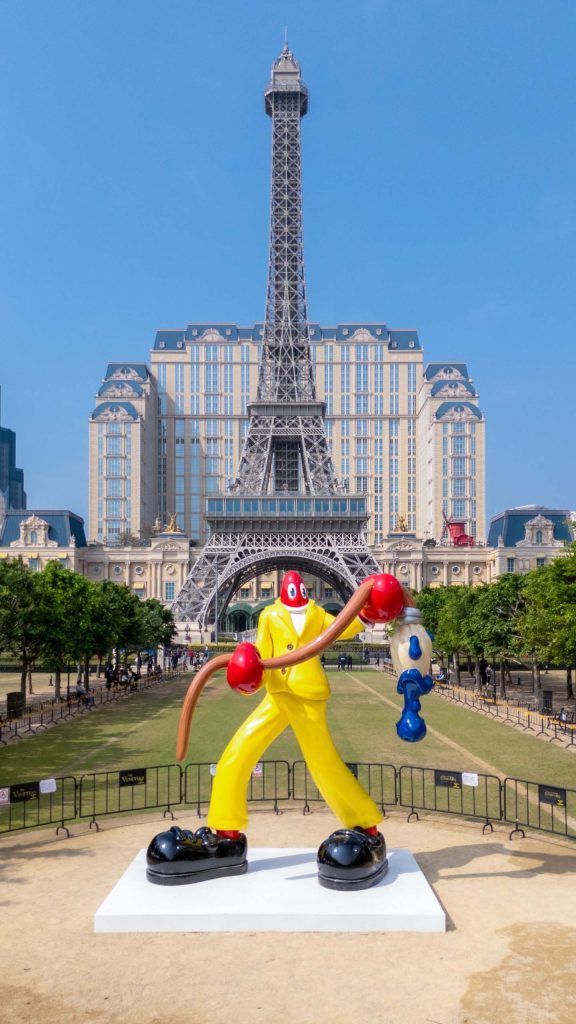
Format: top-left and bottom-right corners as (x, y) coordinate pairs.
(172, 43), (379, 629)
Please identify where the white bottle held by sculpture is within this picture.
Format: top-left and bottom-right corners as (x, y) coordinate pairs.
(389, 606), (433, 678)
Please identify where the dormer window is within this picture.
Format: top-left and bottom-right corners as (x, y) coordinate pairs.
(30, 531), (38, 545)
(536, 530), (543, 544)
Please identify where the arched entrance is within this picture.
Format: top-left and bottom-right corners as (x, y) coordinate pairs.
(174, 547), (375, 631)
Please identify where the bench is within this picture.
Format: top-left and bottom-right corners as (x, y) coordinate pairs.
(547, 709), (576, 732)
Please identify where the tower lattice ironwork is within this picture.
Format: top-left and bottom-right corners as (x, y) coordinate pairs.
(172, 42), (380, 630)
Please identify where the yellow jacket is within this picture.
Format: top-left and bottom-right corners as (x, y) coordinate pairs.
(255, 598), (363, 701)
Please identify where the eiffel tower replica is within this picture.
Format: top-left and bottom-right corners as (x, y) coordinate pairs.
(173, 41), (380, 633)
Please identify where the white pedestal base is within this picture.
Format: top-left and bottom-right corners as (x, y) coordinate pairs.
(94, 848), (445, 933)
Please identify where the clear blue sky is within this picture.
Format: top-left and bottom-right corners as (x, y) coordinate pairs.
(1, 1), (575, 532)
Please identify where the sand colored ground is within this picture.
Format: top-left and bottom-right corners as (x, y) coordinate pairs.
(1, 807), (576, 1024)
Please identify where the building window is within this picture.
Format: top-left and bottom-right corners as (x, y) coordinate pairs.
(507, 558), (515, 573)
(536, 557), (545, 568)
(240, 587), (251, 599)
(536, 530), (543, 544)
(28, 558), (40, 571)
(164, 582), (175, 601)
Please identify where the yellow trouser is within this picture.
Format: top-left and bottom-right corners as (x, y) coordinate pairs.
(207, 690), (382, 832)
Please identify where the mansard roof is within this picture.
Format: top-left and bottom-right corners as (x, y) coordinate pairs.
(91, 402), (140, 421)
(153, 323), (421, 349)
(0, 511), (87, 548)
(431, 379), (477, 398)
(435, 401), (482, 420)
(98, 380), (144, 398)
(104, 364), (149, 381)
(487, 507), (571, 548)
(425, 363), (470, 381)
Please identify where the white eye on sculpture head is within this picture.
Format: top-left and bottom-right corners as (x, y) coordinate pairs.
(300, 583), (307, 599)
(288, 583), (297, 600)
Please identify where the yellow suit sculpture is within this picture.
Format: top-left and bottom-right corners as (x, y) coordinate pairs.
(207, 589), (382, 833)
(146, 570), (414, 889)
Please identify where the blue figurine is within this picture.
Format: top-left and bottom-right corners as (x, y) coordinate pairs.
(389, 606), (434, 742)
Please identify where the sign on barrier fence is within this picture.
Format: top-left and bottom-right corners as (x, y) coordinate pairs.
(0, 759), (574, 844)
(503, 776), (576, 840)
(183, 760), (291, 816)
(291, 760), (397, 815)
(79, 764), (182, 828)
(399, 765), (502, 831)
(0, 775), (77, 835)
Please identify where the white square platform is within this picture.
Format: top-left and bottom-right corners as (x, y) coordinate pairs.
(94, 848), (445, 933)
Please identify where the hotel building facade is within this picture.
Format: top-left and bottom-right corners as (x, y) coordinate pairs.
(88, 323), (485, 556)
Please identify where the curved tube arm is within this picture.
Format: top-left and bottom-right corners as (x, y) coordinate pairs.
(175, 582), (415, 761)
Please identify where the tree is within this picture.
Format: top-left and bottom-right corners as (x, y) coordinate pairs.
(35, 562), (91, 699)
(465, 575), (525, 697)
(137, 598), (176, 652)
(417, 585), (479, 684)
(519, 545), (576, 700)
(0, 559), (45, 698)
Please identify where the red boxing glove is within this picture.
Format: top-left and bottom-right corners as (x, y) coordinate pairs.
(360, 573), (405, 624)
(226, 642), (263, 695)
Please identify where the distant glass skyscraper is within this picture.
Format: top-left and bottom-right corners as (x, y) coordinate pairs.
(0, 387), (26, 513)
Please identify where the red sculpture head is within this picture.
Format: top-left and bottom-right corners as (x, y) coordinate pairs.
(280, 571), (309, 608)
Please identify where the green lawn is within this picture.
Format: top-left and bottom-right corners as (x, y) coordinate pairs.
(1, 669), (574, 791)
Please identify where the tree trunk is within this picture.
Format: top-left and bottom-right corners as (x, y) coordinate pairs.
(83, 656), (90, 689)
(96, 654), (102, 678)
(20, 663), (27, 700)
(567, 667), (574, 702)
(27, 668), (34, 694)
(473, 656), (481, 691)
(499, 659), (507, 699)
(54, 666), (62, 701)
(467, 655), (474, 677)
(530, 655), (539, 693)
(453, 651), (461, 686)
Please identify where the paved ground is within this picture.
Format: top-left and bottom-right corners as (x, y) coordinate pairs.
(1, 807), (575, 1024)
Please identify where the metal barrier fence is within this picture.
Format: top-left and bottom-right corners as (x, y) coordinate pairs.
(0, 667), (187, 745)
(0, 775), (77, 836)
(79, 764), (183, 829)
(183, 760), (291, 817)
(433, 682), (576, 747)
(1, 760), (575, 844)
(291, 759), (397, 814)
(398, 765), (502, 833)
(503, 776), (576, 841)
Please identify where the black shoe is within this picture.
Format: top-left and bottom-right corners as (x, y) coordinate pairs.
(317, 827), (388, 891)
(146, 826), (248, 885)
